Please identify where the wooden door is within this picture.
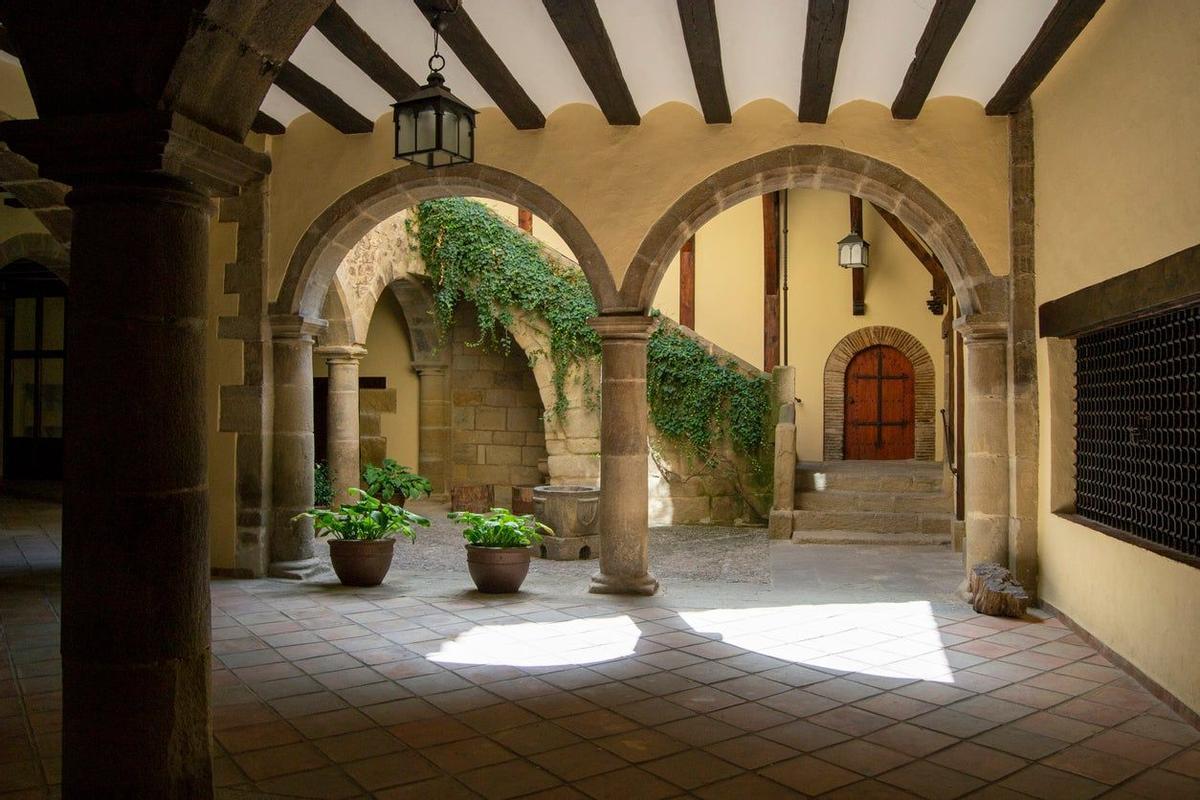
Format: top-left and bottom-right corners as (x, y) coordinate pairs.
(844, 345), (915, 460)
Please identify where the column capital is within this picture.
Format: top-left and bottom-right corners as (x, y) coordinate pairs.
(412, 361), (450, 375)
(316, 344), (367, 364)
(270, 314), (327, 341)
(954, 312), (1009, 344)
(0, 110), (271, 198)
(588, 314), (657, 341)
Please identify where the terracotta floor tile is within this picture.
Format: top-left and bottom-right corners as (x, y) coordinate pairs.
(865, 723), (958, 758)
(556, 709), (640, 739)
(1020, 672), (1100, 697)
(458, 759), (562, 800)
(1121, 766), (1200, 798)
(654, 715), (743, 746)
(573, 682), (651, 708)
(613, 697), (694, 726)
(854, 692), (939, 721)
(426, 686), (505, 715)
(519, 692), (600, 720)
(342, 750), (439, 790)
(896, 681), (974, 706)
(374, 775), (482, 799)
(1010, 712), (1100, 743)
(290, 707), (375, 739)
(815, 738), (913, 776)
(1082, 685), (1159, 713)
(1118, 714), (1200, 746)
(707, 701), (792, 731)
(671, 661), (745, 685)
(1044, 743), (1146, 784)
(927, 742), (1026, 781)
(758, 664), (832, 687)
(812, 705), (903, 736)
(625, 672), (702, 697)
(759, 754), (860, 795)
(490, 721), (582, 756)
(421, 735), (516, 773)
(972, 724), (1070, 760)
(878, 759), (986, 800)
(529, 741), (628, 781)
(255, 765), (363, 799)
(823, 778), (926, 799)
(758, 687), (840, 717)
(594, 728), (686, 763)
(642, 748), (742, 790)
(999, 764), (1107, 800)
(361, 697), (442, 726)
(1083, 728), (1181, 765)
(214, 719), (302, 754)
(692, 771), (807, 799)
(313, 728), (405, 762)
(703, 733), (798, 769)
(389, 714), (476, 747)
(946, 695), (1035, 724)
(336, 680), (410, 707)
(1162, 747), (1200, 779)
(232, 741), (328, 781)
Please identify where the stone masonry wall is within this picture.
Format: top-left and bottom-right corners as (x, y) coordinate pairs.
(448, 305), (547, 490)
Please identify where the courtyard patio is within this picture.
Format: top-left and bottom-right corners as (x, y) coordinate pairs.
(2, 495), (1197, 799)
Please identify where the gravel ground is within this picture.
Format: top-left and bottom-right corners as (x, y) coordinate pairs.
(315, 499), (771, 586)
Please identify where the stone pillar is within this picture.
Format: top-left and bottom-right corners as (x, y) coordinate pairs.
(414, 362), (451, 499)
(769, 364), (797, 539)
(587, 315), (658, 595)
(318, 345), (366, 507)
(270, 314), (327, 578)
(0, 111), (269, 798)
(955, 313), (1011, 577)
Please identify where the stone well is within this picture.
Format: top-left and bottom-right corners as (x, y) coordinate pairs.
(533, 485), (599, 560)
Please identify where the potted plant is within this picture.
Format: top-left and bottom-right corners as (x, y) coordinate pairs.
(363, 459), (432, 507)
(449, 508), (551, 593)
(295, 488), (430, 587)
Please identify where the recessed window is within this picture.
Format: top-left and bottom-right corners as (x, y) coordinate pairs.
(1075, 302), (1200, 560)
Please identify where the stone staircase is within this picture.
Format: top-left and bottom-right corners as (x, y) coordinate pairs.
(791, 460), (953, 545)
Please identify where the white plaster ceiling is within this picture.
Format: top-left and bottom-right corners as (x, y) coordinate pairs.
(253, 0), (1057, 129)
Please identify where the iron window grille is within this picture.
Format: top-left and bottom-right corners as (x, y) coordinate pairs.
(1075, 302), (1200, 560)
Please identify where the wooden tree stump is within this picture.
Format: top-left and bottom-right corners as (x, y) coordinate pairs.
(451, 485), (493, 513)
(968, 563), (1030, 618)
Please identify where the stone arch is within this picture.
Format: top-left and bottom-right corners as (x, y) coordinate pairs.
(823, 326), (936, 461)
(0, 233), (70, 283)
(620, 144), (1004, 317)
(273, 164), (621, 322)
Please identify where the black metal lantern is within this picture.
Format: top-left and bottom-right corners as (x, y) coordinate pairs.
(393, 6), (476, 168)
(837, 231), (869, 269)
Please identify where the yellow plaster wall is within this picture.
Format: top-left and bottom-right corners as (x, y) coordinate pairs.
(0, 61), (35, 118)
(265, 97), (1010, 308)
(1033, 0), (1200, 713)
(654, 189), (946, 462)
(0, 208), (49, 242)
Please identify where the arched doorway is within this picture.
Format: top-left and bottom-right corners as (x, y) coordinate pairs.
(844, 345), (915, 460)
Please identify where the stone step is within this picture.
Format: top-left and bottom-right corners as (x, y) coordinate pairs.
(795, 489), (952, 514)
(791, 508), (953, 536)
(790, 529), (952, 546)
(796, 460), (946, 493)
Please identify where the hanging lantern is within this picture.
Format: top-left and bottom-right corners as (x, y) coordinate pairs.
(837, 231), (869, 269)
(392, 4), (476, 168)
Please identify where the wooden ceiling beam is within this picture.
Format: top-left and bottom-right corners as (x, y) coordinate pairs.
(543, 0), (639, 126)
(251, 111), (286, 136)
(274, 62), (374, 134)
(986, 0), (1105, 115)
(892, 0), (975, 119)
(798, 0), (849, 123)
(850, 195), (865, 315)
(676, 0), (731, 124)
(413, 0), (545, 130)
(871, 201), (949, 314)
(316, 2), (419, 100)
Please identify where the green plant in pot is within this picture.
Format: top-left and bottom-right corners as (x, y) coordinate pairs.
(314, 461), (334, 507)
(449, 508), (551, 593)
(363, 459), (432, 507)
(295, 488), (430, 587)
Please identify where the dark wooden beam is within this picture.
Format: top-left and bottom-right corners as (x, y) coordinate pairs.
(251, 111), (286, 136)
(764, 193), (781, 369)
(892, 0), (975, 119)
(679, 236), (695, 329)
(986, 0), (1105, 115)
(413, 0), (545, 130)
(316, 2), (419, 99)
(676, 0), (731, 124)
(798, 0), (849, 123)
(850, 195), (864, 315)
(542, 0), (639, 126)
(274, 62), (374, 134)
(870, 201), (948, 313)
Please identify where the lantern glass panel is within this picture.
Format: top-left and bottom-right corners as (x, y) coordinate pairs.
(397, 109), (415, 153)
(416, 107), (437, 151)
(459, 115), (473, 159)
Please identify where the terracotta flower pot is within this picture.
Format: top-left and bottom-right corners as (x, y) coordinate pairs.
(328, 538), (395, 587)
(465, 545), (532, 593)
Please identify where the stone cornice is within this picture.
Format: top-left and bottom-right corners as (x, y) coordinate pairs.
(954, 312), (1009, 343)
(0, 110), (270, 198)
(270, 314), (327, 341)
(316, 344), (368, 363)
(587, 314), (657, 341)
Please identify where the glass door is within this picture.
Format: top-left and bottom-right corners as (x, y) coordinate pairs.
(5, 289), (65, 479)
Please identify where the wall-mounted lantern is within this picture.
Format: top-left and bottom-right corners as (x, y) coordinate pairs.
(837, 231), (869, 269)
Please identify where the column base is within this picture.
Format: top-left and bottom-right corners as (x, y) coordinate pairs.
(768, 509), (794, 540)
(268, 558), (323, 580)
(589, 571), (660, 596)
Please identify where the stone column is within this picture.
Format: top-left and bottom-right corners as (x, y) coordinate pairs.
(414, 362), (451, 499)
(955, 313), (1011, 577)
(0, 112), (269, 798)
(270, 314), (327, 578)
(318, 345), (366, 506)
(587, 315), (658, 595)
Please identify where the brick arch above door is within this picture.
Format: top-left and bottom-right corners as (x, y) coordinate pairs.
(823, 326), (935, 461)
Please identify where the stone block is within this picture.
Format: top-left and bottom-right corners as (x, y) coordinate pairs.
(359, 388), (397, 413)
(521, 446), (544, 466)
(507, 407), (541, 432)
(453, 389), (485, 406)
(453, 443), (479, 463)
(665, 496), (712, 524)
(485, 445), (524, 466)
(525, 431), (546, 447)
(710, 496), (742, 523)
(452, 407), (476, 428)
(455, 430), (493, 445)
(360, 438), (386, 468)
(492, 431), (524, 445)
(537, 534), (598, 561)
(511, 466), (545, 486)
(566, 437), (601, 454)
(476, 408), (507, 431)
(546, 454), (600, 483)
(768, 510), (793, 540)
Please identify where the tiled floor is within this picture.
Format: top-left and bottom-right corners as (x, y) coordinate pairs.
(1, 496), (1198, 799)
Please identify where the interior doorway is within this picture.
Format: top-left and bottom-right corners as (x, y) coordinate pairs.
(844, 344), (915, 460)
(1, 260), (66, 479)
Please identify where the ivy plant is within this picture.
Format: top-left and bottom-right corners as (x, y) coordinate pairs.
(314, 461), (333, 507)
(646, 324), (772, 467)
(410, 198), (601, 417)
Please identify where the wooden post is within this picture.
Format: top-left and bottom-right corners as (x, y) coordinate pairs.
(679, 236), (695, 329)
(763, 192), (781, 370)
(850, 195), (865, 315)
(517, 207), (533, 233)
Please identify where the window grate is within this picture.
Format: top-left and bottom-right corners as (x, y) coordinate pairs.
(1075, 302), (1200, 560)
